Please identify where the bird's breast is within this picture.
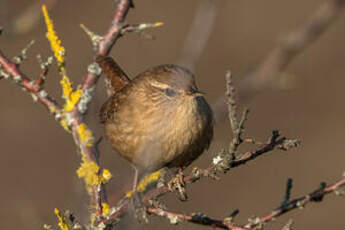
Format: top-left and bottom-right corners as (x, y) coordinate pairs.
(105, 95), (213, 172)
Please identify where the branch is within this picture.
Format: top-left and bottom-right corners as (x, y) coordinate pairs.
(97, 129), (300, 227)
(80, 0), (132, 101)
(147, 207), (244, 230)
(0, 49), (62, 119)
(243, 176), (345, 229)
(0, 0), (134, 223)
(64, 0), (133, 219)
(146, 176), (345, 230)
(94, 68), (300, 227)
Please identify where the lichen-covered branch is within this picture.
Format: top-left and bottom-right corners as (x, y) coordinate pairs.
(48, 0), (133, 221)
(80, 0), (133, 94)
(0, 50), (62, 119)
(0, 0), (134, 225)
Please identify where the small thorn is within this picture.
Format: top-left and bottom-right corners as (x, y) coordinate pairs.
(13, 40), (35, 64)
(80, 24), (103, 48)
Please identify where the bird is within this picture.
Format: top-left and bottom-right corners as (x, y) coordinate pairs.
(97, 55), (214, 191)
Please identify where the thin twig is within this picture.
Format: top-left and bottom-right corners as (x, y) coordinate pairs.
(281, 178), (293, 206)
(243, 176), (345, 229)
(147, 176), (345, 230)
(147, 207), (245, 230)
(226, 71), (239, 132)
(0, 50), (62, 119)
(97, 130), (300, 227)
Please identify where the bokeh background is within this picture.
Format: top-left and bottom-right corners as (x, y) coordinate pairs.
(1, 0), (344, 229)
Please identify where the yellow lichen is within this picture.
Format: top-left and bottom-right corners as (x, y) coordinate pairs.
(100, 169), (112, 183)
(49, 106), (56, 114)
(102, 203), (110, 215)
(60, 118), (70, 132)
(76, 156), (99, 186)
(60, 75), (82, 112)
(125, 171), (161, 197)
(77, 123), (94, 147)
(76, 156), (112, 187)
(42, 5), (82, 113)
(42, 5), (65, 68)
(136, 170), (161, 192)
(125, 190), (133, 198)
(54, 208), (69, 230)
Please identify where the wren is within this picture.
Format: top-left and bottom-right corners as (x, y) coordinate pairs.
(97, 56), (214, 189)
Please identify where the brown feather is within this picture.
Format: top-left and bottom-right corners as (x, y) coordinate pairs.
(96, 55), (131, 96)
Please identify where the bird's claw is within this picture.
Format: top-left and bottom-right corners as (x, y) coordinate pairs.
(167, 168), (188, 201)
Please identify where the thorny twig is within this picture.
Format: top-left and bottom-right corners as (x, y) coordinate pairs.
(0, 49), (63, 118)
(96, 71), (301, 228)
(120, 22), (163, 39)
(146, 176), (345, 230)
(225, 71), (249, 159)
(243, 176), (345, 229)
(35, 55), (54, 87)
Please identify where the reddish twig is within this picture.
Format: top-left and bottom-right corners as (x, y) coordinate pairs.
(147, 207), (245, 230)
(97, 130), (300, 227)
(0, 50), (62, 119)
(243, 176), (345, 229)
(34, 54), (53, 87)
(68, 0), (133, 219)
(146, 176), (345, 230)
(80, 0), (132, 97)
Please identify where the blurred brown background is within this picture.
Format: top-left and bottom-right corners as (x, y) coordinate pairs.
(0, 0), (344, 229)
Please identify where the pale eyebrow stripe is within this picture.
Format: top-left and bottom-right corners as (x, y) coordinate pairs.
(149, 81), (170, 89)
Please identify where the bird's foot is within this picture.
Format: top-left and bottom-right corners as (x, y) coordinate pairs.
(167, 168), (188, 201)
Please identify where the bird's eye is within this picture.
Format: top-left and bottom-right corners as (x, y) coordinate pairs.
(164, 88), (177, 97)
